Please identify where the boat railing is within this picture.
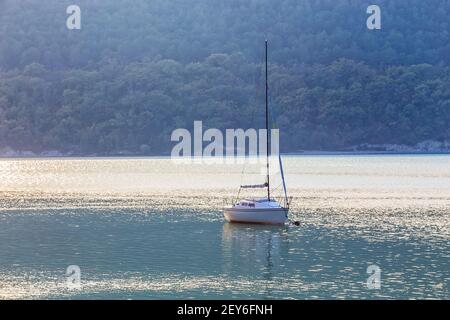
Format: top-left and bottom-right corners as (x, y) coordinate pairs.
(276, 196), (293, 209)
(223, 196), (293, 209)
(222, 198), (236, 208)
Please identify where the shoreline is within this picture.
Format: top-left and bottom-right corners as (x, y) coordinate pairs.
(2, 140), (449, 158)
(0, 151), (449, 159)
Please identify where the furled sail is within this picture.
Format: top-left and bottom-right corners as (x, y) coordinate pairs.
(240, 183), (268, 189)
(279, 155), (288, 205)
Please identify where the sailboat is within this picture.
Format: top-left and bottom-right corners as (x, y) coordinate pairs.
(223, 40), (290, 225)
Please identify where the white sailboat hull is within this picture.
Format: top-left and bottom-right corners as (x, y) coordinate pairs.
(223, 207), (288, 225)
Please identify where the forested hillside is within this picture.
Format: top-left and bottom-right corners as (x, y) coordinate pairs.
(0, 0), (449, 154)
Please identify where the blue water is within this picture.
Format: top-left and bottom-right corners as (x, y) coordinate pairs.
(0, 156), (448, 299)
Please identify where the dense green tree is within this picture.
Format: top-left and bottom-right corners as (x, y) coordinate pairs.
(0, 0), (449, 154)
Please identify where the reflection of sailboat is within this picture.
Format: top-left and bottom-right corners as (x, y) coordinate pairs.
(223, 40), (290, 225)
(221, 223), (288, 281)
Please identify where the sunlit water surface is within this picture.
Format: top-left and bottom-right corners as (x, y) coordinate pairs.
(0, 155), (448, 299)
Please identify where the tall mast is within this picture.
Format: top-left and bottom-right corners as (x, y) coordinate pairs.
(265, 40), (270, 201)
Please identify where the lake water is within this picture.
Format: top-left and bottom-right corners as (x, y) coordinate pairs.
(0, 155), (448, 299)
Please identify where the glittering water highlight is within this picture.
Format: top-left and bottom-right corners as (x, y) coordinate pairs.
(0, 155), (448, 299)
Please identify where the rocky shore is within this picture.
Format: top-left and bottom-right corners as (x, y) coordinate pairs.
(352, 140), (450, 153)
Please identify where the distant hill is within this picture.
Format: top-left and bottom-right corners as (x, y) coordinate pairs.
(0, 0), (449, 155)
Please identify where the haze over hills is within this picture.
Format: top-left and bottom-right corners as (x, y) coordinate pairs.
(0, 0), (449, 155)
